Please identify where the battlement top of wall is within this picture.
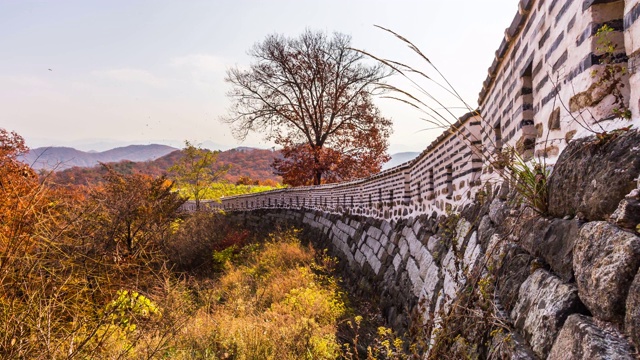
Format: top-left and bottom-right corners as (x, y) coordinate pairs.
(410, 109), (481, 164)
(478, 0), (533, 105)
(220, 110), (481, 202)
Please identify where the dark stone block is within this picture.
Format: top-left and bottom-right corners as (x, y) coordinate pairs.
(548, 130), (640, 221)
(495, 244), (535, 313)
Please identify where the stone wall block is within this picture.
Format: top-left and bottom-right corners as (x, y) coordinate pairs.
(548, 314), (636, 360)
(489, 198), (507, 225)
(574, 221), (640, 322)
(406, 231), (423, 263)
(610, 188), (640, 230)
(455, 218), (472, 251)
(496, 244), (534, 313)
(478, 215), (496, 248)
(442, 247), (463, 309)
(485, 234), (506, 271)
(625, 269), (640, 350)
(548, 130), (640, 221)
(399, 238), (410, 261)
(367, 255), (382, 275)
(488, 331), (537, 360)
(511, 269), (583, 359)
(366, 234), (381, 255)
(406, 258), (424, 297)
(381, 221), (393, 237)
(367, 226), (382, 241)
(392, 253), (402, 272)
(379, 234), (389, 250)
(354, 249), (365, 267)
(539, 218), (580, 282)
(419, 255), (440, 306)
(427, 235), (447, 265)
(463, 231), (481, 272)
(412, 220), (422, 238)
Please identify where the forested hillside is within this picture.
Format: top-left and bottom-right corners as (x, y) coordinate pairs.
(48, 147), (282, 186)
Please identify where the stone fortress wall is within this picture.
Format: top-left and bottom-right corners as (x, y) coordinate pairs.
(208, 1), (640, 357)
(212, 0), (640, 218)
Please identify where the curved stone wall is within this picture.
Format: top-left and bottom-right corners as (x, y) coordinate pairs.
(217, 0), (640, 216)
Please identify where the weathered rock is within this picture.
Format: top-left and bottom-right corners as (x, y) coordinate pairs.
(548, 314), (636, 360)
(495, 244), (534, 313)
(548, 129), (640, 221)
(574, 221), (640, 322)
(489, 198), (507, 225)
(529, 218), (580, 282)
(625, 269), (640, 351)
(488, 331), (537, 360)
(511, 269), (583, 359)
(511, 211), (580, 281)
(610, 189), (640, 230)
(477, 215), (496, 248)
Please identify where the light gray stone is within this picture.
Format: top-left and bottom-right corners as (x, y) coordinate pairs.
(366, 236), (381, 255)
(548, 314), (635, 360)
(399, 238), (409, 261)
(442, 247), (463, 310)
(454, 218), (472, 251)
(427, 235), (442, 253)
(463, 231), (481, 272)
(574, 221), (640, 322)
(367, 255), (382, 275)
(367, 226), (382, 240)
(489, 198), (507, 225)
(511, 269), (582, 359)
(406, 258), (424, 297)
(392, 253), (402, 272)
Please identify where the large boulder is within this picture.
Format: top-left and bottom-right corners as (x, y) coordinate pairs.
(516, 213), (579, 282)
(511, 269), (584, 359)
(547, 129), (640, 221)
(573, 221), (640, 322)
(548, 314), (636, 360)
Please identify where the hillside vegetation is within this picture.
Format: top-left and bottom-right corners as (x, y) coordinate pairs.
(47, 147), (282, 186)
(1, 129), (405, 359)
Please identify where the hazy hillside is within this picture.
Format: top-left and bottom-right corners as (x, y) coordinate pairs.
(50, 147), (282, 186)
(21, 144), (178, 171)
(382, 152), (420, 170)
(35, 145), (410, 185)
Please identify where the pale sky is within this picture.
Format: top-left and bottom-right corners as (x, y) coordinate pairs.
(1, 0), (517, 152)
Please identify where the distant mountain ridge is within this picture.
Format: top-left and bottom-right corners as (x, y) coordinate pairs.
(21, 144), (178, 171)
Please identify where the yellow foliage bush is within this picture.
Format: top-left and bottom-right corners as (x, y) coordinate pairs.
(168, 229), (348, 359)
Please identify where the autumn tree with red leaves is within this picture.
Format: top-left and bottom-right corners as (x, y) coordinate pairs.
(223, 30), (392, 185)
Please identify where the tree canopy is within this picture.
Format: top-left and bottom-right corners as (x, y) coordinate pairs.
(169, 141), (230, 210)
(223, 30), (392, 185)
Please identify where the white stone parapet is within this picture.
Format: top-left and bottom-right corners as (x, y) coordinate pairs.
(214, 0), (640, 220)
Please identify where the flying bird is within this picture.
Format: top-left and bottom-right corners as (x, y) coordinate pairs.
(48, 68), (52, 71)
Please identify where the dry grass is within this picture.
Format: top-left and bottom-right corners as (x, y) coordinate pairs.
(165, 229), (348, 360)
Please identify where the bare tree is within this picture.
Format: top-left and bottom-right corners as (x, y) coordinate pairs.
(223, 30), (392, 185)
